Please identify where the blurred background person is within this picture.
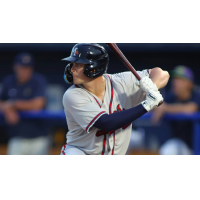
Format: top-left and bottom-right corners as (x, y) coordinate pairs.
(0, 52), (49, 155)
(152, 65), (200, 155)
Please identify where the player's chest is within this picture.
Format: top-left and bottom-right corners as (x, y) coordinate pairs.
(93, 86), (126, 114)
(86, 76), (128, 113)
(6, 84), (35, 100)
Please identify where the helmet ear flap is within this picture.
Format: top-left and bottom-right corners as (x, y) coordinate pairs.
(64, 63), (73, 84)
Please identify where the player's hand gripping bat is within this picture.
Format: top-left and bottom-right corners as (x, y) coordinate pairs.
(106, 43), (163, 106)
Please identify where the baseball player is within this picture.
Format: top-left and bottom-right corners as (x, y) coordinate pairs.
(61, 43), (169, 155)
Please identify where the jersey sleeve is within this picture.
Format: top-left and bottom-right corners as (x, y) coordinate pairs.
(112, 69), (151, 107)
(63, 89), (107, 133)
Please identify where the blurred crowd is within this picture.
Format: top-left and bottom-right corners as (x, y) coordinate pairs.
(0, 47), (200, 155)
(0, 52), (66, 155)
(0, 53), (49, 154)
(152, 66), (200, 154)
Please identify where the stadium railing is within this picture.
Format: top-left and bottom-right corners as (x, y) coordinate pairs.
(0, 111), (200, 155)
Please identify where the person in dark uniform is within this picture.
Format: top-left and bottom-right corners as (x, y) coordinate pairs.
(0, 52), (49, 155)
(152, 65), (200, 154)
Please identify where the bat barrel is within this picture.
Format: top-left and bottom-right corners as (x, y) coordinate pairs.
(106, 43), (141, 80)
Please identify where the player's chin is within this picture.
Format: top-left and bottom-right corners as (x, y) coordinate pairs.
(73, 79), (81, 85)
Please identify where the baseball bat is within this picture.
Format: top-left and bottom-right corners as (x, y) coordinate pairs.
(106, 43), (141, 80)
(106, 43), (163, 106)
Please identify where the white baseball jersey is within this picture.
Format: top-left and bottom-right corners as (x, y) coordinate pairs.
(61, 70), (150, 155)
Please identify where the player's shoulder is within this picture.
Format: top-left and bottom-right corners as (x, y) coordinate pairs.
(108, 69), (150, 81)
(1, 74), (15, 85)
(192, 88), (200, 99)
(64, 84), (86, 95)
(105, 72), (129, 81)
(105, 72), (134, 85)
(63, 84), (89, 103)
(31, 73), (47, 84)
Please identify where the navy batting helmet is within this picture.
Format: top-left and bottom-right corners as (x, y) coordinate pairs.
(62, 43), (109, 84)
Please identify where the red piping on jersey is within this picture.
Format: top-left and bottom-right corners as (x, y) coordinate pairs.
(105, 74), (115, 155)
(62, 144), (66, 155)
(105, 75), (113, 114)
(106, 74), (111, 80)
(122, 123), (132, 129)
(86, 111), (106, 132)
(93, 96), (101, 108)
(74, 84), (79, 88)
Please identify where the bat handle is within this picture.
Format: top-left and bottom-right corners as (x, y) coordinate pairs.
(158, 101), (164, 107)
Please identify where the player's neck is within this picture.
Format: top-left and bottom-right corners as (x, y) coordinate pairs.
(82, 76), (106, 102)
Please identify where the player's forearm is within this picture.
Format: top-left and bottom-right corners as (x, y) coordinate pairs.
(164, 102), (198, 113)
(94, 104), (147, 132)
(13, 98), (46, 111)
(150, 67), (170, 89)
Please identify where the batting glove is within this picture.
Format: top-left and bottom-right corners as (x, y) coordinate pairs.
(136, 76), (158, 93)
(141, 89), (164, 112)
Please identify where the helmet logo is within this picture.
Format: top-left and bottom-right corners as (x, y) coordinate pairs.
(72, 47), (79, 56)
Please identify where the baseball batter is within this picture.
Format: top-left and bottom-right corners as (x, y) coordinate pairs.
(61, 43), (169, 155)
